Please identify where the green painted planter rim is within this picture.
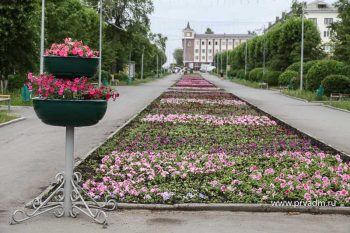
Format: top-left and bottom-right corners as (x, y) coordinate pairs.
(32, 97), (107, 103)
(43, 55), (100, 60)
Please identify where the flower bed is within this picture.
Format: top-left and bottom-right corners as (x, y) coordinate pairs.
(79, 74), (350, 205)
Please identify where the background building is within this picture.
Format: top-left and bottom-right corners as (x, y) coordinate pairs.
(268, 0), (338, 53)
(304, 0), (338, 52)
(182, 23), (253, 70)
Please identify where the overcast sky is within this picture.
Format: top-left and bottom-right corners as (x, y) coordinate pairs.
(149, 0), (335, 65)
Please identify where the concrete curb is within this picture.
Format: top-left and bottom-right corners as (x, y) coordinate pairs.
(279, 92), (311, 103)
(113, 203), (350, 215)
(280, 93), (350, 114)
(322, 104), (350, 114)
(0, 117), (25, 128)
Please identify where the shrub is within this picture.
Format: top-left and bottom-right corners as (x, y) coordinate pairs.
(304, 60), (319, 75)
(341, 65), (350, 77)
(290, 76), (304, 90)
(227, 69), (237, 78)
(7, 73), (27, 91)
(236, 69), (246, 79)
(286, 62), (301, 73)
(305, 60), (345, 91)
(263, 70), (281, 86)
(279, 70), (298, 86)
(114, 73), (128, 81)
(321, 75), (350, 96)
(248, 68), (264, 82)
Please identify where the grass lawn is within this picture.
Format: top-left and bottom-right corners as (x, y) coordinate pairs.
(0, 90), (32, 106)
(324, 101), (350, 111)
(0, 111), (17, 124)
(282, 89), (328, 102)
(230, 78), (262, 89)
(117, 73), (170, 86)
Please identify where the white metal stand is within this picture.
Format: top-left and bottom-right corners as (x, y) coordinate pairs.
(10, 127), (116, 226)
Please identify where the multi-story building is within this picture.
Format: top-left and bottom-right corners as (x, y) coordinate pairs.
(182, 22), (253, 70)
(268, 0), (338, 53)
(304, 0), (338, 52)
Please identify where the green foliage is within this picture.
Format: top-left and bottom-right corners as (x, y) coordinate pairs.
(114, 73), (128, 81)
(263, 70), (281, 86)
(227, 69), (237, 78)
(331, 0), (350, 63)
(7, 73), (27, 91)
(321, 75), (350, 95)
(248, 68), (264, 82)
(228, 15), (323, 73)
(291, 76), (302, 90)
(173, 48), (183, 66)
(1, 0), (165, 86)
(304, 60), (319, 75)
(279, 70), (298, 86)
(286, 62), (301, 73)
(236, 69), (246, 79)
(0, 0), (39, 79)
(306, 60), (345, 90)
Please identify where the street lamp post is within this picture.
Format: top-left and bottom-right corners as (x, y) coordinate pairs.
(141, 47), (144, 80)
(263, 25), (266, 76)
(220, 52), (223, 74)
(98, 0), (103, 87)
(300, 2), (305, 90)
(156, 54), (159, 78)
(128, 49), (132, 84)
(226, 51), (229, 78)
(39, 0), (45, 74)
(245, 41), (248, 76)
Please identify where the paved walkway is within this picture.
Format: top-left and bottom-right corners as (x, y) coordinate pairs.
(0, 74), (179, 214)
(203, 73), (350, 156)
(1, 210), (349, 233)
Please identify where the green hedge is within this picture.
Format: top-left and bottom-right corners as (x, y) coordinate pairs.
(248, 68), (264, 82)
(227, 69), (237, 78)
(304, 60), (319, 75)
(236, 69), (246, 79)
(7, 73), (27, 91)
(279, 70), (298, 86)
(263, 70), (281, 86)
(306, 60), (345, 91)
(321, 75), (350, 96)
(114, 73), (128, 81)
(286, 62), (301, 73)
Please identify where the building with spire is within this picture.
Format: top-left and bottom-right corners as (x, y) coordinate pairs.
(182, 22), (254, 70)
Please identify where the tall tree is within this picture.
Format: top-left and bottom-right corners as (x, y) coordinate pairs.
(205, 28), (214, 34)
(331, 0), (350, 63)
(291, 0), (303, 17)
(173, 48), (183, 66)
(0, 0), (40, 81)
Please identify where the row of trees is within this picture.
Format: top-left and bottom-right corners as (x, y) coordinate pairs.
(214, 0), (350, 94)
(215, 16), (323, 73)
(0, 0), (167, 88)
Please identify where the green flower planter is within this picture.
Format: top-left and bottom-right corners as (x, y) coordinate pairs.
(44, 56), (99, 78)
(33, 98), (107, 127)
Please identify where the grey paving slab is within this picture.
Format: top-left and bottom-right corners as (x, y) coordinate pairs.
(1, 210), (349, 233)
(203, 73), (350, 156)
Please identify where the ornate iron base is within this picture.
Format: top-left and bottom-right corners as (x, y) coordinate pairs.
(10, 172), (116, 226)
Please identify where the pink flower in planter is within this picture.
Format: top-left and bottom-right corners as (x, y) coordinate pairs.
(304, 192), (312, 201)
